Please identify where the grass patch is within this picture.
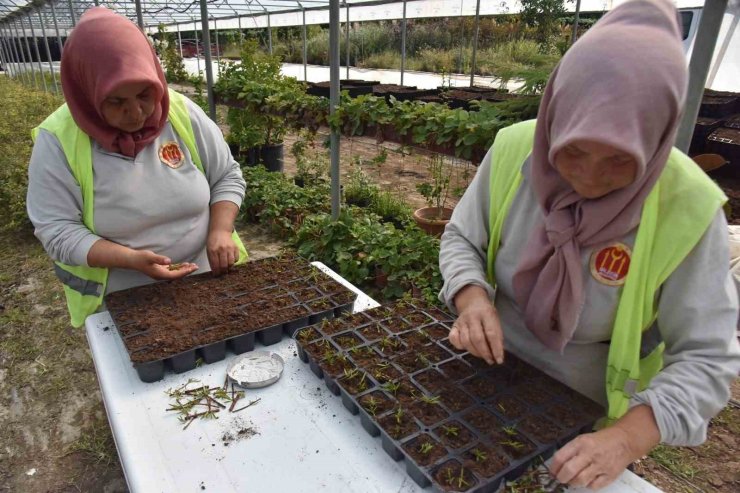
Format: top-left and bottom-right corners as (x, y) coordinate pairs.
(68, 417), (117, 467)
(648, 444), (699, 481)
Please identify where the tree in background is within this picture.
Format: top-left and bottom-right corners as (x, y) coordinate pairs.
(155, 24), (189, 83)
(519, 0), (570, 49)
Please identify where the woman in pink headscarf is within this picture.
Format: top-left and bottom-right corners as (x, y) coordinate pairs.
(27, 7), (247, 325)
(439, 0), (740, 488)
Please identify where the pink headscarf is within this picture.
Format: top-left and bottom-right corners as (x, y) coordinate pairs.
(60, 7), (169, 157)
(511, 0), (687, 352)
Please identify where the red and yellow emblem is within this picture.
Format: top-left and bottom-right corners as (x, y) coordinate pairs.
(590, 243), (631, 286)
(158, 141), (184, 169)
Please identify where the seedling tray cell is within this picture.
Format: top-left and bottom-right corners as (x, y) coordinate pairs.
(105, 254), (358, 382)
(294, 299), (604, 492)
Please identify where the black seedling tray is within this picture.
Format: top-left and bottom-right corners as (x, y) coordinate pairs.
(105, 255), (357, 383)
(294, 300), (603, 492)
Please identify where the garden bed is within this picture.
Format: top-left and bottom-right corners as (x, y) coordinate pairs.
(105, 254), (357, 382)
(294, 299), (603, 492)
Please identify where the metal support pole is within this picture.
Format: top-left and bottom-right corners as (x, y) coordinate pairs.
(28, 12), (48, 92)
(67, 0), (76, 27)
(51, 1), (64, 55)
(176, 23), (183, 59)
(345, 3), (349, 79)
(400, 0), (406, 85)
(194, 22), (201, 73)
(238, 16), (243, 48)
(93, 0), (99, 5)
(330, 0), (341, 220)
(198, 0), (216, 120)
(675, 0), (729, 152)
(13, 21), (30, 85)
(135, 0), (144, 30)
(302, 8), (307, 81)
(469, 0), (481, 86)
(10, 24), (26, 83)
(571, 0), (582, 45)
(19, 18), (39, 89)
(6, 25), (24, 82)
(267, 14), (272, 54)
(0, 29), (9, 77)
(39, 10), (59, 93)
(214, 17), (220, 70)
(0, 26), (14, 78)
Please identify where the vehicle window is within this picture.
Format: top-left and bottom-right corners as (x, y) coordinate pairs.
(680, 11), (693, 40)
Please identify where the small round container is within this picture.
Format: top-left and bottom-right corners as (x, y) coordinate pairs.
(227, 351), (285, 389)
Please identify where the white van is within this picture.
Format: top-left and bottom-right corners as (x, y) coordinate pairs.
(679, 3), (739, 92)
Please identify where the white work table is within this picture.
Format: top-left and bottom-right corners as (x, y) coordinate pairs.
(85, 263), (663, 493)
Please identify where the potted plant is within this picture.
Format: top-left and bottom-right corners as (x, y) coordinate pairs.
(413, 155), (454, 236)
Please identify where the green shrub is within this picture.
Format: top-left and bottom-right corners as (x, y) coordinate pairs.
(0, 77), (63, 231)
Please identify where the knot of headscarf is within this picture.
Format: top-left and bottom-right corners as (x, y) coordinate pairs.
(60, 7), (169, 158)
(510, 0), (687, 352)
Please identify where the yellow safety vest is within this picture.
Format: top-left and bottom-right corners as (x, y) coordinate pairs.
(32, 89), (248, 328)
(485, 120), (726, 422)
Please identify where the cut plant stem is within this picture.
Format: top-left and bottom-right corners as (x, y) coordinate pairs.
(233, 398), (262, 413)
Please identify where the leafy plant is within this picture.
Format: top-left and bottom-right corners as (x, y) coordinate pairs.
(419, 442), (435, 455)
(155, 24), (189, 83)
(471, 448), (487, 463)
(419, 394), (441, 405)
(441, 425), (459, 437)
(416, 154), (453, 212)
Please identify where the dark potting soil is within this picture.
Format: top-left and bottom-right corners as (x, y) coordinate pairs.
(333, 333), (364, 350)
(518, 415), (561, 444)
(339, 371), (373, 395)
(349, 346), (381, 368)
(462, 376), (498, 400)
(373, 337), (407, 357)
(295, 327), (322, 345)
(316, 318), (349, 336)
(378, 409), (419, 440)
(489, 395), (528, 421)
(424, 323), (451, 340)
(462, 443), (509, 479)
(385, 317), (414, 333)
(319, 354), (355, 377)
(403, 434), (448, 467)
(437, 386), (475, 413)
(410, 399), (450, 426)
(399, 330), (429, 349)
(107, 254), (355, 364)
(433, 460), (478, 492)
(394, 351), (430, 373)
(369, 362), (402, 384)
(357, 323), (388, 342)
(439, 359), (476, 381)
(434, 420), (477, 450)
(412, 369), (447, 394)
(359, 391), (394, 417)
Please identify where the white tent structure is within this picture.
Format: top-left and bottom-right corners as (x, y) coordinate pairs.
(0, 0), (737, 218)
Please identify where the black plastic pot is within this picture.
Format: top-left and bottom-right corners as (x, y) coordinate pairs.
(258, 143), (284, 172)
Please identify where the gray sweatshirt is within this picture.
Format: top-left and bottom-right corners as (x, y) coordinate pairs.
(27, 97), (246, 293)
(439, 148), (740, 447)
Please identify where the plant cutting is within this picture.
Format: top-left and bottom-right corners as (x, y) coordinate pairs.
(413, 155), (454, 236)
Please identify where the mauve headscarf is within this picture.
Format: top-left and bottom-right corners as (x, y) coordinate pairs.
(60, 7), (169, 157)
(511, 0), (687, 352)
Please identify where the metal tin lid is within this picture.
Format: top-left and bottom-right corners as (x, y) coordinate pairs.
(227, 351), (285, 389)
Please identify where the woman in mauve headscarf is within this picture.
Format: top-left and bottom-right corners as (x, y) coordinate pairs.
(439, 0), (740, 488)
(27, 7), (247, 325)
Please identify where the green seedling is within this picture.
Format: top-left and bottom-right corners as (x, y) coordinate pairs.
(418, 442), (435, 455)
(343, 367), (359, 380)
(444, 467), (455, 485)
(394, 407), (405, 424)
(502, 425), (517, 437)
(500, 440), (525, 450)
(471, 448), (487, 463)
(441, 425), (459, 437)
(415, 353), (431, 365)
(364, 396), (379, 416)
(419, 394), (441, 405)
(382, 381), (401, 394)
(457, 468), (469, 488)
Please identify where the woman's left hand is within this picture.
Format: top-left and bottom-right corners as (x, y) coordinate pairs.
(549, 404), (660, 490)
(207, 230), (239, 275)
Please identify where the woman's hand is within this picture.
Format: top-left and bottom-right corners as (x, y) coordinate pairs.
(450, 284), (504, 365)
(549, 405), (661, 490)
(128, 250), (198, 280)
(207, 230), (239, 275)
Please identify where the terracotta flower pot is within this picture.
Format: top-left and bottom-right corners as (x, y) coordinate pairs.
(413, 207), (453, 237)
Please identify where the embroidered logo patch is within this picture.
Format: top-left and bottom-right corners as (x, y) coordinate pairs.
(590, 243), (631, 286)
(158, 141), (184, 169)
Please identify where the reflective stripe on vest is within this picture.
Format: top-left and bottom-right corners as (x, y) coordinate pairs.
(54, 264), (104, 297)
(34, 89), (248, 327)
(485, 120), (726, 423)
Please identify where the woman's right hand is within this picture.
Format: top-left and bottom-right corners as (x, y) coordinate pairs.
(127, 249), (198, 280)
(450, 284), (504, 365)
